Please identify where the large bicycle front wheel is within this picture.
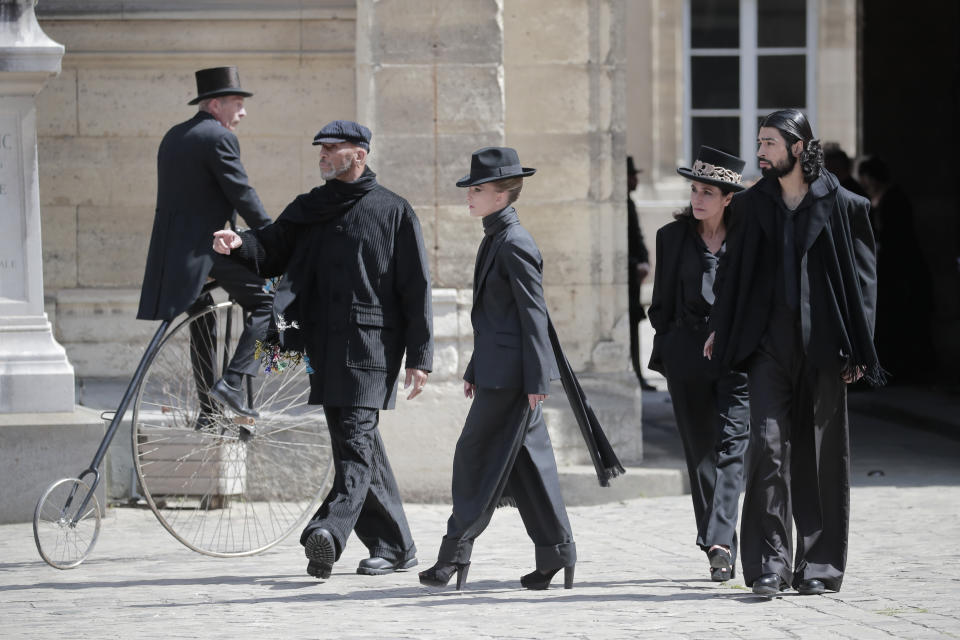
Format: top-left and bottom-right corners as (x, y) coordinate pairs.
(131, 301), (333, 557)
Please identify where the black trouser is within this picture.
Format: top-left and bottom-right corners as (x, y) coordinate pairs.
(438, 387), (576, 571)
(629, 309), (644, 384)
(741, 336), (849, 592)
(666, 368), (749, 561)
(300, 406), (416, 564)
(188, 257), (272, 411)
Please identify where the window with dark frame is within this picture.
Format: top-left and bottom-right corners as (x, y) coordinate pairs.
(686, 0), (814, 171)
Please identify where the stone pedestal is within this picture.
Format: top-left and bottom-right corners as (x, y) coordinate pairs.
(0, 1), (102, 525)
(0, 0), (73, 412)
(0, 407), (104, 524)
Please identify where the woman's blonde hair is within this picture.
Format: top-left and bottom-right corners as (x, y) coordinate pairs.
(492, 177), (524, 204)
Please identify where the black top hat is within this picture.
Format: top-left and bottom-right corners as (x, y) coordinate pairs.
(312, 120), (372, 150)
(456, 147), (536, 187)
(676, 146), (746, 192)
(188, 67), (253, 105)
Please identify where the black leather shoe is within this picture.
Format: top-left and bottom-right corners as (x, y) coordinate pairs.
(306, 560), (331, 579)
(357, 556), (418, 575)
(304, 528), (336, 579)
(797, 578), (825, 595)
(752, 573), (784, 596)
(210, 378), (260, 419)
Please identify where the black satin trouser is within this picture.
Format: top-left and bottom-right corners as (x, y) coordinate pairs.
(666, 368), (750, 560)
(188, 256), (273, 411)
(741, 336), (849, 592)
(300, 406), (416, 564)
(438, 387), (576, 571)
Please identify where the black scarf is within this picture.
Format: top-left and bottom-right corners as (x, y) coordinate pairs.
(549, 319), (626, 486)
(277, 166), (379, 224)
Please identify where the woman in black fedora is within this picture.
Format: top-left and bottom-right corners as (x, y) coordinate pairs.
(418, 147), (583, 591)
(647, 146), (751, 581)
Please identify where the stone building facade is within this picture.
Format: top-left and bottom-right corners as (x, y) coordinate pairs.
(625, 0), (859, 288)
(34, 0), (640, 501)
(32, 0), (878, 501)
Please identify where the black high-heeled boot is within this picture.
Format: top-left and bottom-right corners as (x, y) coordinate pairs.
(418, 561), (470, 590)
(520, 565), (575, 590)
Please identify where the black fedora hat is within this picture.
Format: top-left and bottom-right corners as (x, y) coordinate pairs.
(456, 147), (536, 187)
(188, 66), (253, 105)
(677, 146), (746, 192)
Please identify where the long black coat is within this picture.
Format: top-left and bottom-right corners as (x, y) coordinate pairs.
(232, 181), (433, 410)
(137, 111), (270, 321)
(463, 207), (558, 395)
(710, 170), (879, 378)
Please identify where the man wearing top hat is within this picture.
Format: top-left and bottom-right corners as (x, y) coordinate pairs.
(212, 120), (433, 581)
(138, 66), (272, 422)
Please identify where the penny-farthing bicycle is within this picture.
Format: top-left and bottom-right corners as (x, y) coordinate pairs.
(33, 281), (333, 569)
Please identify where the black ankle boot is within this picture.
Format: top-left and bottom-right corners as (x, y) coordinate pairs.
(418, 561), (470, 590)
(521, 565), (574, 590)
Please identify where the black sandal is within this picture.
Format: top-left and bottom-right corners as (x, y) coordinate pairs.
(707, 546), (734, 582)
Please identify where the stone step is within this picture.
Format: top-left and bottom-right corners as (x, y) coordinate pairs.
(557, 465), (688, 506)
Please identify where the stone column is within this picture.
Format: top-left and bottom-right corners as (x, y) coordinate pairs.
(355, 0), (664, 505)
(502, 0), (643, 468)
(0, 0), (73, 412)
(0, 0), (102, 525)
(355, 0), (507, 502)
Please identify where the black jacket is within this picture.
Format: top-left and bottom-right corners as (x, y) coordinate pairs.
(647, 217), (716, 379)
(232, 179), (433, 410)
(463, 207), (558, 395)
(710, 170), (881, 381)
(137, 111), (270, 320)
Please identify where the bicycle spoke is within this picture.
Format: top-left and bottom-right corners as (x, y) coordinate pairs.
(131, 299), (332, 557)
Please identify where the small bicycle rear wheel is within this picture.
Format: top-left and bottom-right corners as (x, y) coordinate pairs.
(131, 300), (333, 557)
(33, 477), (102, 570)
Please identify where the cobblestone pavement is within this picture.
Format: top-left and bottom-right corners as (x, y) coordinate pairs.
(2, 387), (959, 639)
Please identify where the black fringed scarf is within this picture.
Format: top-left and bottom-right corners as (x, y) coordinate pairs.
(548, 318), (626, 486)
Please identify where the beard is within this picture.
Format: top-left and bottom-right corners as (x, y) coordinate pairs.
(320, 154), (355, 180)
(760, 152), (797, 179)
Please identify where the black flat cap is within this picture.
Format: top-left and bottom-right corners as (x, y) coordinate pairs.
(312, 120), (372, 150)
